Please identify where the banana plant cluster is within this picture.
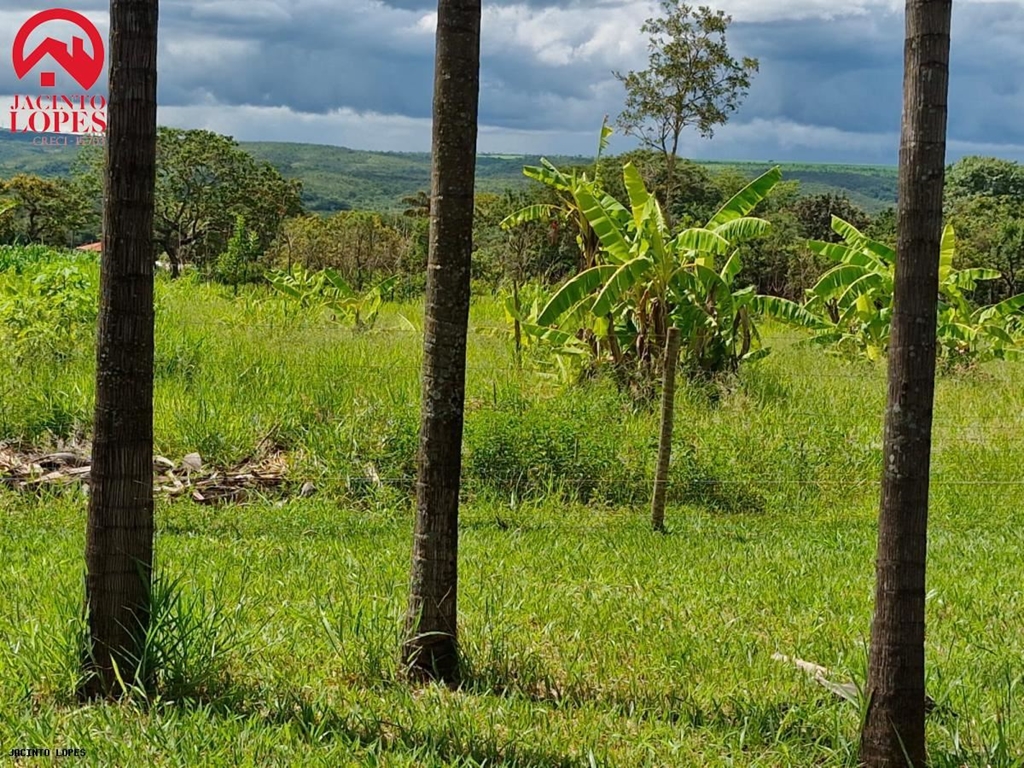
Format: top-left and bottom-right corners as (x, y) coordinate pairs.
(515, 160), (789, 381)
(268, 266), (396, 330)
(500, 120), (614, 272)
(774, 216), (1024, 364)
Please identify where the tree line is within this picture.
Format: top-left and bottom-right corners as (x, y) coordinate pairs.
(4, 136), (1023, 312)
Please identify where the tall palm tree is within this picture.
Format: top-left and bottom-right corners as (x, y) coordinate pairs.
(81, 0), (160, 699)
(860, 1), (952, 763)
(401, 0), (481, 683)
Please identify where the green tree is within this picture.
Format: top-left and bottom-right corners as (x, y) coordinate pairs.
(946, 195), (1024, 303)
(790, 193), (870, 243)
(0, 174), (96, 246)
(77, 128), (302, 276)
(865, 206), (897, 245)
(944, 160), (1024, 304)
(945, 155), (1024, 204)
(614, 2), (758, 214)
(267, 211), (410, 287)
(214, 215), (262, 290)
(401, 190), (431, 218)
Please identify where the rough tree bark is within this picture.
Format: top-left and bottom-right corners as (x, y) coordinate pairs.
(81, 0), (159, 699)
(401, 0), (481, 684)
(860, 1), (952, 764)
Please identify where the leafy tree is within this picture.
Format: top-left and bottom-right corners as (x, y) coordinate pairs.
(267, 211), (411, 287)
(0, 197), (17, 234)
(861, 1), (953, 761)
(473, 190), (555, 286)
(943, 171), (1024, 305)
(988, 216), (1024, 300)
(945, 155), (1024, 204)
(865, 206), (897, 245)
(77, 128), (302, 276)
(790, 193), (870, 243)
(401, 190), (431, 218)
(400, 192), (432, 271)
(402, 0), (480, 685)
(0, 174), (96, 246)
(82, 0), (159, 700)
(736, 203), (808, 299)
(614, 1), (758, 213)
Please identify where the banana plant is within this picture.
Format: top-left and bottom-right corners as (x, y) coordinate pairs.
(936, 227), (1024, 362)
(500, 118), (615, 271)
(268, 266), (397, 329)
(499, 284), (591, 383)
(530, 162), (791, 378)
(788, 216), (1024, 363)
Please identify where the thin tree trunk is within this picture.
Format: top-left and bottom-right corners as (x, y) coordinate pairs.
(167, 243), (180, 279)
(401, 0), (480, 685)
(651, 327), (680, 532)
(664, 136), (679, 229)
(81, 0), (159, 700)
(860, 1), (951, 764)
(512, 278), (522, 368)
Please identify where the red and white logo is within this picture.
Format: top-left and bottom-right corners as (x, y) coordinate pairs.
(8, 8), (107, 142)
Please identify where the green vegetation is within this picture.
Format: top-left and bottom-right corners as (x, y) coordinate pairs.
(521, 164), (793, 384)
(0, 131), (899, 215)
(1, 245), (1021, 764)
(779, 217), (1024, 365)
(613, 0), (759, 217)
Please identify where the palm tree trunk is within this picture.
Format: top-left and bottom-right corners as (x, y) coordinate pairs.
(860, 1), (951, 763)
(401, 0), (480, 684)
(81, 0), (159, 699)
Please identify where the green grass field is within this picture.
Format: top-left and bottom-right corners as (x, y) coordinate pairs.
(1, 251), (1021, 766)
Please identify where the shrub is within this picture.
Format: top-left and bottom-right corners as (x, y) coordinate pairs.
(0, 254), (98, 362)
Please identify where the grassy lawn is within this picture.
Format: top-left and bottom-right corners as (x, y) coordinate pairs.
(1, 260), (1022, 765)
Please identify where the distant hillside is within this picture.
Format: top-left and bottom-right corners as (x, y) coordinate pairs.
(0, 132), (88, 177)
(0, 132), (898, 214)
(699, 160), (899, 214)
(243, 141), (590, 212)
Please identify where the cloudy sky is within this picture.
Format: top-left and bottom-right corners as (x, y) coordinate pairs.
(3, 0), (1024, 163)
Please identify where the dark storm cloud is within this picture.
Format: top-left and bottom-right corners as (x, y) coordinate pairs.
(3, 0), (1024, 159)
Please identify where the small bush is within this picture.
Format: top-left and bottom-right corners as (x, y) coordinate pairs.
(213, 216), (263, 288)
(0, 256), (98, 363)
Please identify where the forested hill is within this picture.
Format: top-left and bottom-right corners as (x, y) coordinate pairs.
(0, 131), (898, 214)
